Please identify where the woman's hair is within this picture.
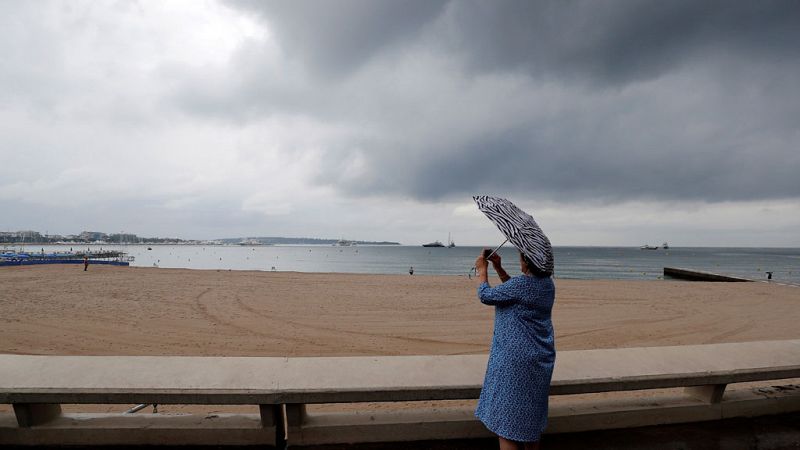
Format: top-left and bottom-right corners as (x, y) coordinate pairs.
(521, 252), (552, 278)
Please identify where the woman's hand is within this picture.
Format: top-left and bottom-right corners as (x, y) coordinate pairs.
(487, 252), (501, 266)
(475, 253), (489, 272)
(486, 249), (510, 283)
(475, 251), (490, 284)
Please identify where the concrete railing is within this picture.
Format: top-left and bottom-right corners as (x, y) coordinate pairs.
(2, 340), (800, 447)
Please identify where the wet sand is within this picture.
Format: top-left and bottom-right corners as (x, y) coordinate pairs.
(2, 265), (799, 357)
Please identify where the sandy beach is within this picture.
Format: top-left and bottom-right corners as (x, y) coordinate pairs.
(2, 265), (799, 357)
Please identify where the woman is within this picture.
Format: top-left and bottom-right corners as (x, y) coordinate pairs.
(474, 249), (556, 450)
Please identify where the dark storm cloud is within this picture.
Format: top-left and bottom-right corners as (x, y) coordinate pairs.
(229, 0), (800, 84)
(318, 103), (800, 203)
(201, 1), (800, 203)
(228, 0), (446, 77)
(440, 0), (800, 85)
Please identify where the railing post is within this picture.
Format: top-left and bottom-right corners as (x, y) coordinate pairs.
(12, 403), (62, 427)
(282, 404), (307, 448)
(259, 404), (276, 427)
(286, 403), (307, 426)
(261, 404), (287, 449)
(685, 384), (727, 403)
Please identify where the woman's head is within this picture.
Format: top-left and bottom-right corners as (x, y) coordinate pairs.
(520, 251), (552, 278)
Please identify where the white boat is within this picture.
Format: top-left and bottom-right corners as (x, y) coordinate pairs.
(335, 239), (355, 247)
(238, 239), (271, 246)
(662, 242), (670, 249)
(640, 244), (659, 250)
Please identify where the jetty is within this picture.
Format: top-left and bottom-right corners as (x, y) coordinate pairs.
(0, 250), (132, 267)
(663, 267), (753, 282)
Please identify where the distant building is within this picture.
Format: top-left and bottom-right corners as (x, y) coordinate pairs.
(79, 231), (109, 242)
(0, 231), (43, 243)
(108, 233), (139, 244)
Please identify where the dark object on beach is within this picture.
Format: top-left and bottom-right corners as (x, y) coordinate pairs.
(663, 267), (752, 282)
(409, 266), (414, 275)
(83, 255), (88, 271)
(767, 271), (773, 280)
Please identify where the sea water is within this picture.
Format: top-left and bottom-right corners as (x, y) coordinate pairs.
(13, 244), (800, 283)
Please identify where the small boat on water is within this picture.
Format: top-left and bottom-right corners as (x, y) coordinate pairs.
(662, 242), (670, 249)
(640, 244), (659, 250)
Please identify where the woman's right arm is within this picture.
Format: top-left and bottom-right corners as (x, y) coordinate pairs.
(488, 253), (510, 282)
(477, 276), (520, 306)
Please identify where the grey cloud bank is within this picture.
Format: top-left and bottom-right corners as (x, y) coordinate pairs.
(203, 0), (800, 202)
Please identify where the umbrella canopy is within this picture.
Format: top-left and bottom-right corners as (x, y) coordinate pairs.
(473, 195), (554, 274)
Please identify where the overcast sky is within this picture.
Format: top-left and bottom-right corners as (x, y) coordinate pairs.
(1, 0), (799, 246)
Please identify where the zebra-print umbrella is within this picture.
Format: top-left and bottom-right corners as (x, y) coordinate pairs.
(473, 195), (554, 274)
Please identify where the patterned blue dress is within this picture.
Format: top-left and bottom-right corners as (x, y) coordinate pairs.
(475, 275), (556, 442)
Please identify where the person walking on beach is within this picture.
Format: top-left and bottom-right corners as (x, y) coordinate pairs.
(83, 255), (89, 271)
(409, 266), (414, 275)
(474, 249), (555, 449)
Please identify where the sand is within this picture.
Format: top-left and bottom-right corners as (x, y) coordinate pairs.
(1, 265), (799, 357)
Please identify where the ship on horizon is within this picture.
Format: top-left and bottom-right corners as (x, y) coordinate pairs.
(640, 242), (669, 250)
(424, 233), (456, 248)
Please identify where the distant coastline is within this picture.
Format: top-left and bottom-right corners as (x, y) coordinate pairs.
(217, 237), (400, 246)
(0, 230), (400, 246)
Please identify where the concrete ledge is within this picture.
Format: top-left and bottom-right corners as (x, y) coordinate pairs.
(722, 384), (800, 418)
(292, 408), (492, 446)
(2, 341), (800, 446)
(287, 384), (800, 446)
(540, 412), (800, 450)
(0, 413), (276, 446)
(3, 340), (799, 404)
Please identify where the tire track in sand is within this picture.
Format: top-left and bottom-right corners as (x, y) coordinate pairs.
(233, 294), (485, 352)
(192, 287), (307, 343)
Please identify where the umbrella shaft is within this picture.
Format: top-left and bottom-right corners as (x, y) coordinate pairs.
(484, 238), (509, 261)
(470, 238), (509, 273)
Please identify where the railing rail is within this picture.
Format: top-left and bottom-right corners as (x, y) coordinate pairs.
(2, 340), (800, 447)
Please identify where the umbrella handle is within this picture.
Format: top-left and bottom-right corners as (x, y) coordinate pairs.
(470, 238), (509, 275)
